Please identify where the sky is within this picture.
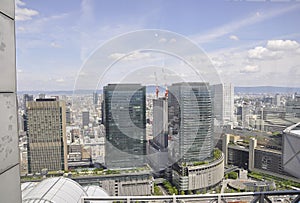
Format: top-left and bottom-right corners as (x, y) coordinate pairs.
(15, 0), (300, 91)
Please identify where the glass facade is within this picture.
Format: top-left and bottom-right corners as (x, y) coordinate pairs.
(168, 82), (213, 163)
(104, 84), (146, 169)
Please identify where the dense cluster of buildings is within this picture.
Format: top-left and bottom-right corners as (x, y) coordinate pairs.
(17, 82), (234, 195)
(17, 81), (300, 198)
(1, 2), (300, 202)
(15, 81), (300, 200)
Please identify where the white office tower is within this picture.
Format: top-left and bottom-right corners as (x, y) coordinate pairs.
(0, 1), (22, 202)
(211, 83), (234, 125)
(148, 97), (168, 174)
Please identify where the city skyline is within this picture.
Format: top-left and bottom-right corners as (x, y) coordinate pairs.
(15, 0), (300, 91)
(3, 1), (300, 202)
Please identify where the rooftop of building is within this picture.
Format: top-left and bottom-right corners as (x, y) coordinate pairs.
(21, 165), (152, 182)
(104, 83), (145, 91)
(22, 177), (109, 203)
(284, 122), (300, 137)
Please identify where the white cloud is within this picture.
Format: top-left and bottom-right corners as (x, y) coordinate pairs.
(208, 38), (300, 86)
(240, 65), (260, 73)
(266, 40), (300, 50)
(191, 4), (300, 43)
(15, 0), (39, 21)
(248, 46), (282, 60)
(159, 38), (167, 43)
(56, 78), (65, 83)
(16, 0), (25, 6)
(229, 35), (239, 41)
(109, 51), (151, 61)
(109, 53), (126, 60)
(169, 38), (177, 43)
(50, 42), (62, 48)
(247, 40), (300, 60)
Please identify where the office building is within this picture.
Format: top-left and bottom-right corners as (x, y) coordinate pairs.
(275, 94), (281, 106)
(93, 92), (99, 105)
(211, 83), (234, 125)
(103, 84), (146, 169)
(0, 1), (22, 202)
(26, 98), (68, 173)
(23, 94), (33, 110)
(237, 104), (251, 128)
(222, 134), (297, 176)
(82, 110), (90, 127)
(168, 82), (214, 162)
(152, 97), (168, 148)
(66, 107), (71, 125)
(286, 94), (300, 118)
(148, 96), (168, 174)
(168, 82), (224, 192)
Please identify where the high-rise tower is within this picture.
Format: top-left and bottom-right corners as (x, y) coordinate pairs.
(148, 96), (169, 175)
(210, 83), (234, 125)
(26, 98), (68, 173)
(152, 97), (168, 149)
(168, 82), (214, 163)
(82, 110), (90, 127)
(168, 83), (223, 192)
(103, 84), (146, 168)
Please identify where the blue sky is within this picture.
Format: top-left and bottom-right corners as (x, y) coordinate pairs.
(16, 0), (300, 90)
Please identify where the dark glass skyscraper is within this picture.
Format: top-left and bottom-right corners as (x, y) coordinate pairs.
(103, 84), (146, 169)
(168, 82), (213, 163)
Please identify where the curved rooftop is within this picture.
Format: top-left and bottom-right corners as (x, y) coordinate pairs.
(84, 185), (109, 197)
(22, 177), (88, 203)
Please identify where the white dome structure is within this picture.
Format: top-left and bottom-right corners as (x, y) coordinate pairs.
(84, 185), (110, 203)
(22, 177), (87, 203)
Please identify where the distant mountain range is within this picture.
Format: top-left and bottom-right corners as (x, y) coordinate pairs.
(18, 86), (300, 95)
(234, 86), (300, 94)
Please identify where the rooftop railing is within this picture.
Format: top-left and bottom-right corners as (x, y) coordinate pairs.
(81, 190), (300, 203)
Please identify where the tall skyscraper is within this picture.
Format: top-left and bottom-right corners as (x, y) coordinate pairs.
(103, 84), (146, 169)
(152, 97), (168, 149)
(168, 82), (213, 163)
(0, 1), (22, 202)
(148, 96), (169, 174)
(93, 92), (99, 106)
(168, 83), (224, 192)
(26, 98), (68, 173)
(210, 83), (234, 125)
(275, 93), (281, 106)
(23, 94), (33, 110)
(66, 107), (71, 125)
(82, 110), (90, 127)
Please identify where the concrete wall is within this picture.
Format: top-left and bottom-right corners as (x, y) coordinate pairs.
(99, 177), (153, 196)
(0, 1), (22, 202)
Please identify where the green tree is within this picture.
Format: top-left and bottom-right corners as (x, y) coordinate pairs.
(228, 171), (238, 179)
